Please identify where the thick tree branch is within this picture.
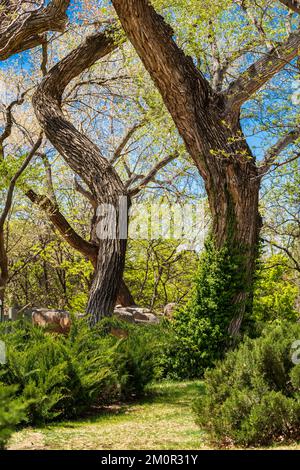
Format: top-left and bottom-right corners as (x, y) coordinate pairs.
(259, 127), (300, 175)
(111, 0), (214, 168)
(224, 30), (300, 117)
(279, 0), (300, 14)
(0, 0), (70, 60)
(32, 28), (123, 193)
(25, 187), (98, 266)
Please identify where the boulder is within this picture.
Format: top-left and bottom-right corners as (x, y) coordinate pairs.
(113, 306), (159, 324)
(163, 303), (177, 319)
(32, 308), (71, 334)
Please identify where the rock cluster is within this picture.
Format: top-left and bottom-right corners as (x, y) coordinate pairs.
(114, 305), (159, 324)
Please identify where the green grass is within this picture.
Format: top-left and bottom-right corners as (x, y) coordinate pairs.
(8, 381), (206, 450)
(7, 381), (300, 450)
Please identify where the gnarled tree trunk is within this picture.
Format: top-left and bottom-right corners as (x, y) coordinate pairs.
(33, 31), (128, 324)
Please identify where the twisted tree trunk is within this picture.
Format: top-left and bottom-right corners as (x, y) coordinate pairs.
(33, 31), (128, 323)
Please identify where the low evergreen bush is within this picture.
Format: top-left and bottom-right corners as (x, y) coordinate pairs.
(195, 321), (300, 446)
(0, 318), (165, 424)
(0, 320), (118, 422)
(0, 384), (27, 449)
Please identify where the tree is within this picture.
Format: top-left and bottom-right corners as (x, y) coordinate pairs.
(0, 89), (42, 315)
(0, 22), (182, 321)
(110, 0), (300, 335)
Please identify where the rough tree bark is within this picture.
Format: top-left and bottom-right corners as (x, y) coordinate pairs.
(0, 0), (70, 60)
(26, 188), (136, 307)
(111, 0), (300, 335)
(32, 30), (129, 324)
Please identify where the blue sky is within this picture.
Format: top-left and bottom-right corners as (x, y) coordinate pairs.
(0, 0), (298, 166)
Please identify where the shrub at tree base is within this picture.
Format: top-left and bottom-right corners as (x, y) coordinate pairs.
(164, 239), (254, 379)
(195, 322), (300, 447)
(94, 317), (175, 397)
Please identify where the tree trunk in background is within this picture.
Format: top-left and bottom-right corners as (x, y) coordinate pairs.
(117, 279), (136, 307)
(0, 231), (8, 321)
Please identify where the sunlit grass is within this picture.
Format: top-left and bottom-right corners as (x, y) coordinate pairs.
(8, 381), (300, 450)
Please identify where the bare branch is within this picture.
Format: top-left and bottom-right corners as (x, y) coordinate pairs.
(110, 121), (145, 165)
(0, 90), (28, 155)
(128, 152), (178, 196)
(259, 127), (300, 175)
(73, 176), (97, 209)
(262, 238), (300, 272)
(0, 134), (42, 229)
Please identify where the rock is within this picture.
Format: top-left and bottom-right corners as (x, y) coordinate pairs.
(113, 307), (135, 323)
(163, 303), (177, 319)
(32, 308), (71, 334)
(114, 306), (159, 324)
(110, 327), (129, 339)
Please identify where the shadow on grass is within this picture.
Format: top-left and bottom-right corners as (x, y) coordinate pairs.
(40, 380), (205, 430)
(141, 380), (205, 406)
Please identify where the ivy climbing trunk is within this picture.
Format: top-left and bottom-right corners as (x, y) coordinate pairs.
(206, 154), (262, 335)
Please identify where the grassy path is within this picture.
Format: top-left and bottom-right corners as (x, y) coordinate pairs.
(8, 381), (300, 450)
(8, 381), (207, 450)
